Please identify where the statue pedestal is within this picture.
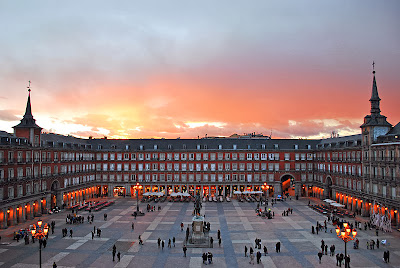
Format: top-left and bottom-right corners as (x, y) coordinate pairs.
(185, 215), (211, 248)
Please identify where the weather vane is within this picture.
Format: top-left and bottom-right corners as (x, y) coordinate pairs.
(27, 80), (31, 92)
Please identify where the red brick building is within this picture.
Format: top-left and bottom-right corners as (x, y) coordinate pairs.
(0, 70), (399, 229)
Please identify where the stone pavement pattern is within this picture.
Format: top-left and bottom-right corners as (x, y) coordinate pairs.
(0, 197), (399, 268)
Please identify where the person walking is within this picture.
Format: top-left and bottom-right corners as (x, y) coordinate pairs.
(181, 222), (184, 231)
(69, 229), (73, 238)
(168, 238), (171, 248)
(173, 237), (176, 247)
(202, 253), (207, 264)
(249, 252), (255, 264)
(318, 251), (323, 264)
(53, 262), (57, 268)
(117, 252), (121, 262)
(256, 251), (261, 264)
(132, 222), (134, 230)
(376, 238), (379, 249)
(158, 238), (161, 248)
(162, 240), (165, 250)
(218, 237), (221, 247)
(263, 245), (268, 256)
(276, 242), (280, 253)
(217, 229), (221, 240)
(183, 245), (187, 257)
(112, 250), (116, 261)
(91, 231), (94, 240)
(245, 245), (248, 257)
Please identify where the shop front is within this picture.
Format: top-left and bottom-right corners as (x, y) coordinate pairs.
(113, 186), (126, 197)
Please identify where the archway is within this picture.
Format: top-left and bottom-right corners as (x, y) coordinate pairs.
(51, 180), (60, 209)
(25, 203), (31, 220)
(280, 174), (295, 196)
(16, 205), (23, 224)
(326, 177), (333, 199)
(6, 207), (13, 226)
(33, 200), (40, 216)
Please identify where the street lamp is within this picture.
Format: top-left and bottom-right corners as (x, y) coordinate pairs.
(133, 183), (145, 217)
(336, 222), (357, 268)
(31, 219), (49, 268)
(261, 183), (270, 204)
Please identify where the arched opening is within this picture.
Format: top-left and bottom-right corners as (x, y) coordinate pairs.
(0, 209), (4, 228)
(51, 180), (60, 209)
(33, 200), (40, 216)
(16, 205), (23, 224)
(7, 207), (13, 226)
(25, 203), (31, 220)
(281, 174), (295, 196)
(326, 177), (333, 199)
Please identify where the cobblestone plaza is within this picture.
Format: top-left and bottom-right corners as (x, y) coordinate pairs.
(0, 197), (399, 268)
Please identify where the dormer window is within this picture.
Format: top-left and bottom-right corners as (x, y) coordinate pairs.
(218, 145), (222, 150)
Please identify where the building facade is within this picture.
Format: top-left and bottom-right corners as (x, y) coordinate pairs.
(0, 71), (399, 229)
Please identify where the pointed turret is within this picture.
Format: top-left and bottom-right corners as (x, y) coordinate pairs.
(369, 71), (381, 115)
(361, 65), (391, 144)
(13, 82), (42, 146)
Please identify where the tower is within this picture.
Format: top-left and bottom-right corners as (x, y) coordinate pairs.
(360, 67), (391, 146)
(13, 82), (42, 146)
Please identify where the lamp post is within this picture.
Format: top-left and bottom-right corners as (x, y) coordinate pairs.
(336, 222), (357, 268)
(261, 183), (269, 205)
(31, 219), (49, 268)
(133, 183), (145, 216)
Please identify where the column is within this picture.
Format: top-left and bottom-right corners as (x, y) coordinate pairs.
(108, 184), (113, 197)
(275, 183), (282, 196)
(12, 206), (18, 225)
(1, 210), (8, 229)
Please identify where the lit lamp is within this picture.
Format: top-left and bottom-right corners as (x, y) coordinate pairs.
(336, 222), (357, 268)
(31, 219), (49, 268)
(133, 183), (145, 217)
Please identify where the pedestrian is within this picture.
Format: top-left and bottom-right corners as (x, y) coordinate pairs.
(91, 231), (94, 240)
(208, 252), (213, 264)
(245, 245), (248, 257)
(249, 252), (255, 264)
(69, 229), (73, 237)
(376, 238), (379, 249)
(173, 236), (176, 247)
(263, 245), (268, 256)
(162, 240), (164, 250)
(336, 253), (340, 266)
(325, 244), (328, 255)
(168, 238), (171, 248)
(383, 251), (387, 263)
(158, 238), (161, 248)
(202, 253), (208, 264)
(250, 247), (254, 255)
(210, 237), (213, 248)
(112, 250), (116, 261)
(132, 222), (134, 230)
(276, 242), (280, 253)
(387, 250), (390, 263)
(345, 255), (350, 268)
(117, 251), (121, 262)
(42, 239), (47, 248)
(256, 251), (261, 264)
(53, 262), (57, 268)
(318, 251), (323, 264)
(218, 238), (221, 247)
(181, 222), (184, 231)
(183, 245), (187, 257)
(217, 229), (221, 240)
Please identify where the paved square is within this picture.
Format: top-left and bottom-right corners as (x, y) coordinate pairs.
(0, 197), (399, 267)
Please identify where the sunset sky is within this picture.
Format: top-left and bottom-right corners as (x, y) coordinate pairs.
(0, 1), (399, 140)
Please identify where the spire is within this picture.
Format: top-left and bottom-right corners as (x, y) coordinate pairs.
(13, 81), (42, 129)
(369, 62), (381, 115)
(24, 81), (33, 119)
